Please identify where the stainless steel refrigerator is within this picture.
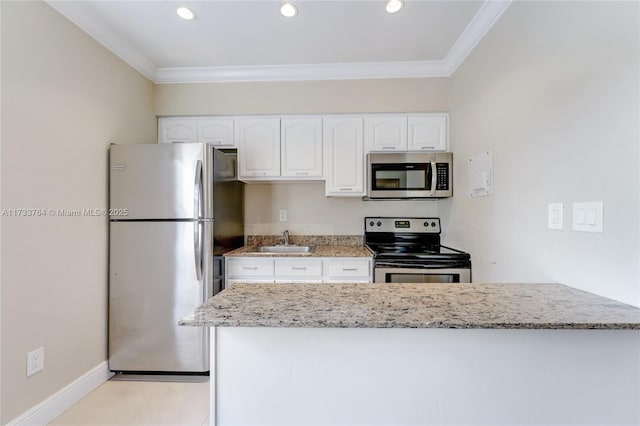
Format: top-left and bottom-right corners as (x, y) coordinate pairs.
(108, 142), (243, 373)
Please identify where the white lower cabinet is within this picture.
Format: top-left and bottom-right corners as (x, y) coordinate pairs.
(274, 258), (323, 282)
(226, 257), (274, 280)
(225, 256), (372, 288)
(323, 258), (372, 283)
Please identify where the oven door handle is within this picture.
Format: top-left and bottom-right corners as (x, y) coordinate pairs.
(375, 262), (437, 268)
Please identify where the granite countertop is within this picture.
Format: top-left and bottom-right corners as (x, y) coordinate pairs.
(180, 283), (640, 329)
(225, 244), (373, 258)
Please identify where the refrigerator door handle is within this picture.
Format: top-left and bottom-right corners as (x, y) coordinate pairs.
(194, 222), (203, 281)
(194, 160), (203, 219)
(193, 160), (204, 280)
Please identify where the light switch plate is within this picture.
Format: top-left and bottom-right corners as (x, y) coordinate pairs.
(548, 203), (563, 230)
(572, 202), (603, 232)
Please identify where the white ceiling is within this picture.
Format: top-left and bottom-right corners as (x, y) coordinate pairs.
(46, 0), (511, 83)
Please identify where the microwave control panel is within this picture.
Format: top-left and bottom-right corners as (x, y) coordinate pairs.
(436, 163), (449, 191)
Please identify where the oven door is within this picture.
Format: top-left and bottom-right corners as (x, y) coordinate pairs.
(374, 266), (471, 284)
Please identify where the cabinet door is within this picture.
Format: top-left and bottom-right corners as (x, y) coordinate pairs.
(323, 117), (365, 196)
(281, 118), (323, 178)
(407, 113), (448, 151)
(198, 118), (235, 147)
(158, 118), (197, 144)
(237, 118), (281, 179)
(364, 115), (407, 152)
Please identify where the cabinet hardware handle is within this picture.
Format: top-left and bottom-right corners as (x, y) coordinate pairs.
(291, 267), (307, 270)
(342, 268), (358, 271)
(339, 188), (353, 191)
(295, 172), (309, 175)
(382, 147), (396, 150)
(242, 266), (259, 270)
(421, 146), (436, 149)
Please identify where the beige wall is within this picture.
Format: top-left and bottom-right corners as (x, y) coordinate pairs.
(441, 1), (640, 305)
(153, 78), (449, 116)
(245, 182), (438, 236)
(0, 1), (155, 422)
(155, 78), (449, 235)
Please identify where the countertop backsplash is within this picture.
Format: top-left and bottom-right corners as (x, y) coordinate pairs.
(246, 235), (364, 247)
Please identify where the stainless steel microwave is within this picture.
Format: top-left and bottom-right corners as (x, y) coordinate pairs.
(367, 152), (453, 199)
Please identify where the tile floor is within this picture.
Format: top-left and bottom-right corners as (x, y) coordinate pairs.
(49, 378), (209, 425)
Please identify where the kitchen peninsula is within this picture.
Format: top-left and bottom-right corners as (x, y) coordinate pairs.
(181, 283), (640, 426)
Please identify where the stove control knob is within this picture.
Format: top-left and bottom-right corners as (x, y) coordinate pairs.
(376, 221), (382, 227)
(431, 222), (437, 227)
(424, 221), (429, 227)
(369, 221), (374, 227)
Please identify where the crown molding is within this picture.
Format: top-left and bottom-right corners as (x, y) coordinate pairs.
(443, 0), (512, 74)
(46, 0), (511, 84)
(154, 61), (451, 84)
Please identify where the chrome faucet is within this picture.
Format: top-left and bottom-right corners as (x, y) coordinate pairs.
(282, 229), (290, 246)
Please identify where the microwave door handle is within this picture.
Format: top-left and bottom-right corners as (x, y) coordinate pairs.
(430, 161), (437, 195)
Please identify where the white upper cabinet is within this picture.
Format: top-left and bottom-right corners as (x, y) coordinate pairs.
(160, 113), (448, 188)
(407, 113), (449, 151)
(237, 118), (281, 179)
(158, 117), (236, 147)
(323, 117), (365, 196)
(198, 118), (235, 147)
(158, 118), (197, 144)
(281, 118), (323, 178)
(364, 115), (408, 152)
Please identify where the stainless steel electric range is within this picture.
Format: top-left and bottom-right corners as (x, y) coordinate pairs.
(364, 217), (472, 283)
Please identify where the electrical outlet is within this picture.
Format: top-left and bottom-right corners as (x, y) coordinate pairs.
(548, 203), (563, 230)
(279, 209), (287, 222)
(27, 347), (44, 376)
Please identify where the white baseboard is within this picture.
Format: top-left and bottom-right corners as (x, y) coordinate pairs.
(7, 361), (113, 426)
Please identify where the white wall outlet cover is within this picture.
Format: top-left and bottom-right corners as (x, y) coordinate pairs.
(548, 203), (564, 230)
(279, 209), (287, 222)
(27, 346), (45, 376)
(572, 202), (603, 232)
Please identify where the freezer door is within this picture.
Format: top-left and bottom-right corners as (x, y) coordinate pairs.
(110, 143), (204, 220)
(109, 221), (208, 373)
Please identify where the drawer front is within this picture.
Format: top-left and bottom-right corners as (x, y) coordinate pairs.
(227, 258), (274, 277)
(324, 258), (372, 279)
(275, 258), (323, 278)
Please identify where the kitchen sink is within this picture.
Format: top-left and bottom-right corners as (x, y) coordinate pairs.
(249, 245), (315, 254)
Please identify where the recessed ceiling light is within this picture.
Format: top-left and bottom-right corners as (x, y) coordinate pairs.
(176, 6), (196, 20)
(280, 2), (298, 18)
(385, 0), (403, 14)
